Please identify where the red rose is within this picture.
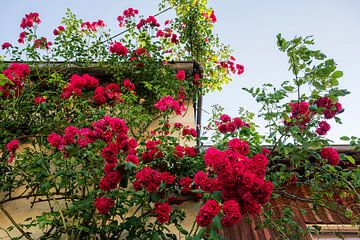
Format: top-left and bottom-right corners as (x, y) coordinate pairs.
(201, 178), (219, 193)
(316, 121), (331, 135)
(226, 122), (237, 133)
(174, 145), (184, 158)
(133, 181), (142, 191)
(123, 79), (135, 91)
(94, 197), (114, 214)
(262, 147), (271, 156)
(179, 177), (192, 187)
(252, 154), (268, 166)
(220, 114), (231, 123)
(228, 138), (250, 155)
(221, 200), (242, 227)
(101, 143), (119, 163)
(218, 123), (228, 133)
(320, 147), (340, 166)
(194, 171), (207, 186)
(233, 117), (244, 128)
(126, 154), (139, 166)
(2, 42), (12, 49)
(48, 132), (65, 150)
(106, 171), (121, 188)
(176, 70), (186, 81)
(161, 172), (175, 185)
(242, 172), (256, 189)
(109, 42), (128, 56)
(184, 146), (197, 157)
(196, 199), (220, 227)
(99, 177), (112, 191)
(108, 117), (128, 133)
(6, 139), (19, 152)
(155, 202), (172, 223)
(34, 96), (46, 104)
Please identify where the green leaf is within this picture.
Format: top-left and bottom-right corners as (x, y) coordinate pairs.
(211, 191), (222, 202)
(330, 78), (339, 86)
(176, 225), (189, 235)
(209, 228), (221, 240)
(283, 86), (294, 91)
(211, 214), (222, 230)
(190, 189), (204, 193)
(151, 232), (159, 240)
(346, 155), (355, 165)
(340, 136), (350, 141)
(332, 70), (343, 78)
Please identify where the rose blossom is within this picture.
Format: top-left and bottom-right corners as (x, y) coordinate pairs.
(94, 197), (114, 214)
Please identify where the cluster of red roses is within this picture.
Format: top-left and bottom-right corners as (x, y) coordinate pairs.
(156, 27), (179, 44)
(19, 12), (52, 48)
(129, 48), (151, 62)
(194, 138), (273, 228)
(216, 114), (246, 134)
(320, 147), (340, 166)
(315, 96), (343, 119)
(34, 37), (52, 49)
(174, 145), (197, 158)
(141, 140), (164, 163)
(61, 74), (131, 106)
(61, 74), (99, 99)
(53, 26), (65, 36)
(81, 20), (106, 32)
(95, 117), (139, 214)
(6, 139), (20, 164)
(154, 96), (186, 115)
(123, 79), (135, 91)
(285, 97), (343, 136)
(47, 116), (140, 214)
(133, 167), (174, 223)
(18, 31), (28, 44)
(134, 166), (174, 193)
(0, 63), (30, 98)
(316, 121), (331, 135)
(182, 126), (198, 137)
(178, 176), (200, 196)
(285, 101), (312, 129)
(136, 16), (160, 29)
(197, 199), (243, 228)
(218, 56), (244, 75)
(117, 8), (139, 28)
(93, 83), (123, 105)
(109, 41), (128, 57)
(154, 202), (172, 223)
(20, 12), (41, 29)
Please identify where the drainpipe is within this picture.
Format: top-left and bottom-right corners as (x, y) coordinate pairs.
(193, 61), (204, 150)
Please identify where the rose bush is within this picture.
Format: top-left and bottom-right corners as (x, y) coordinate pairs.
(0, 1), (359, 240)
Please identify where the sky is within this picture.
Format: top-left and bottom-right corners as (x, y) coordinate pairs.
(1, 0), (359, 143)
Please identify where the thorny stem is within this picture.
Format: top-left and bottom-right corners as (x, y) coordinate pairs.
(51, 194), (69, 240)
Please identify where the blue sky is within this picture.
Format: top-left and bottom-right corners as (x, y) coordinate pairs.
(1, 0), (359, 143)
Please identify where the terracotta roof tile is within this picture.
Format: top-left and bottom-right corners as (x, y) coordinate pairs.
(222, 185), (358, 239)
